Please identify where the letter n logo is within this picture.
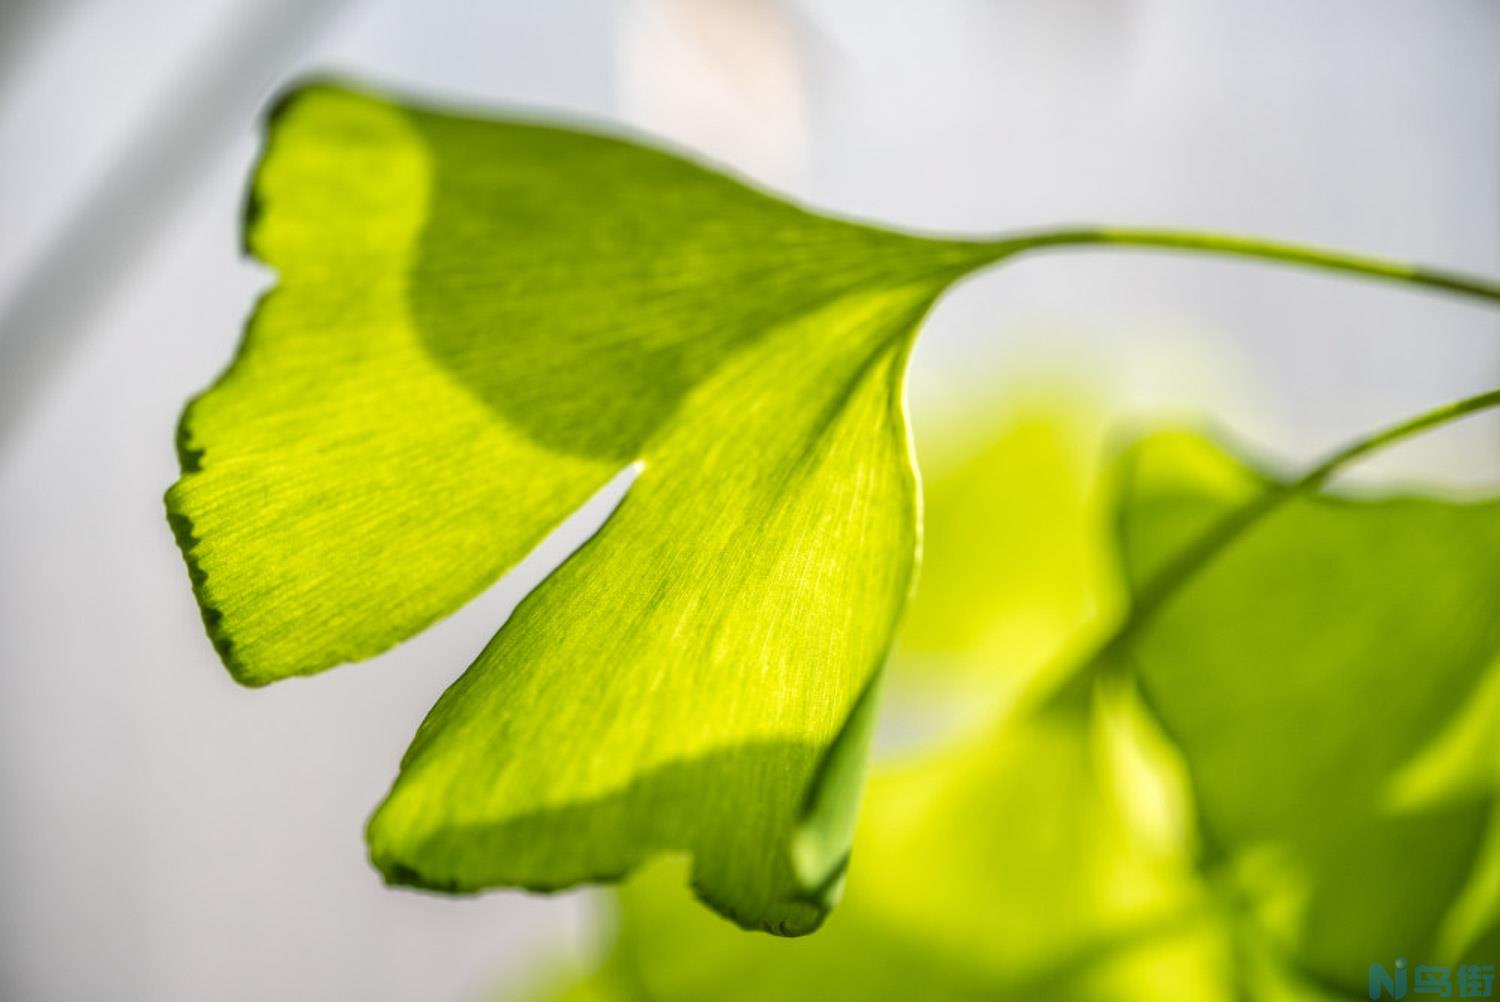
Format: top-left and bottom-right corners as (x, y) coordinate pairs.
(1369, 958), (1407, 999)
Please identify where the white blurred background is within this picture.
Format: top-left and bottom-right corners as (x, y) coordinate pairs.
(1, 2), (1497, 999)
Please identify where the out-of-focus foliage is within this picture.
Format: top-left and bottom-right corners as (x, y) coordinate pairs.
(167, 82), (1023, 932)
(532, 407), (1500, 1002)
(1119, 430), (1500, 996)
(896, 386), (1122, 705)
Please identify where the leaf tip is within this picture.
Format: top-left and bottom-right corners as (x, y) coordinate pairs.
(687, 871), (830, 938)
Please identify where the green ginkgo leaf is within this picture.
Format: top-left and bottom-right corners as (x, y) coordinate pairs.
(1115, 430), (1500, 993)
(166, 82), (1007, 932)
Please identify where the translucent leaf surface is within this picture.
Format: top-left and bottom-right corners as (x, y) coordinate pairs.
(165, 83), (1005, 930)
(525, 683), (1232, 1002)
(1116, 431), (1500, 992)
(524, 407), (1234, 1002)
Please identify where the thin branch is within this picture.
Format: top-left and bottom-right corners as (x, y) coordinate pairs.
(983, 227), (1500, 306)
(1106, 386), (1500, 659)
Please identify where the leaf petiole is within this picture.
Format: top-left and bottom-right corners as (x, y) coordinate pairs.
(982, 227), (1500, 305)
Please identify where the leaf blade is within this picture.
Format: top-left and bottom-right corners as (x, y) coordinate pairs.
(169, 81), (1001, 928)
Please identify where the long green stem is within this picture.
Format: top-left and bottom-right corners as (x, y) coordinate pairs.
(985, 227), (1500, 305)
(1102, 386), (1500, 660)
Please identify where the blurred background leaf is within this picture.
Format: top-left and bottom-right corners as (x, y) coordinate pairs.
(1118, 429), (1500, 995)
(894, 384), (1122, 713)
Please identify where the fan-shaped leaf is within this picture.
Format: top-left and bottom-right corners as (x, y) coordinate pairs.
(166, 83), (1004, 931)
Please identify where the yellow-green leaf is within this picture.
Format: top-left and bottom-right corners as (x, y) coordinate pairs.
(1116, 430), (1500, 992)
(166, 82), (1003, 931)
